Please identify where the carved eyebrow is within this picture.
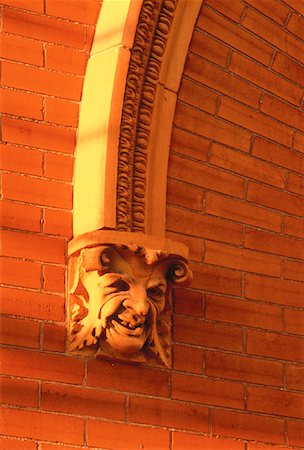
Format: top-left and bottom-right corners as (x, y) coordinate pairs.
(109, 279), (130, 291)
(148, 279), (167, 289)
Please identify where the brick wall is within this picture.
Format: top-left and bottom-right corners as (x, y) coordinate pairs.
(1, 0), (303, 449)
(166, 0), (304, 448)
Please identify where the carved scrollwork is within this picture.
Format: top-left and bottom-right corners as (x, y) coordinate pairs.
(68, 242), (192, 368)
(166, 258), (193, 287)
(117, 0), (178, 232)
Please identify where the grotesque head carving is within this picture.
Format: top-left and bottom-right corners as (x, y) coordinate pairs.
(68, 244), (191, 367)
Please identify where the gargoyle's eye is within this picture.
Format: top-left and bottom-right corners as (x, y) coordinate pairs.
(147, 286), (165, 301)
(109, 279), (129, 291)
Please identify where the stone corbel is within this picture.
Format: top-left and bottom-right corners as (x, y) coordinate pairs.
(68, 231), (192, 368)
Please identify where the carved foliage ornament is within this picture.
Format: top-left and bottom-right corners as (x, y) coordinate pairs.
(69, 243), (191, 367)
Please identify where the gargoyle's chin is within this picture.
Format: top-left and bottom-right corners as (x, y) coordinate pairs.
(105, 319), (148, 355)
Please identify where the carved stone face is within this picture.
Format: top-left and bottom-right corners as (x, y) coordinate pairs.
(69, 244), (191, 367)
(80, 254), (167, 356)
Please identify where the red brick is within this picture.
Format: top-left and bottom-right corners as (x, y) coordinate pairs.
(129, 396), (208, 432)
(173, 288), (203, 317)
(0, 257), (41, 289)
(173, 432), (245, 450)
(2, 173), (73, 209)
(1, 286), (64, 321)
(245, 273), (304, 308)
(172, 372), (244, 409)
(185, 53), (261, 108)
(1, 88), (43, 120)
(287, 420), (304, 447)
(205, 0), (244, 22)
(2, 116), (76, 153)
(284, 216), (304, 239)
(283, 0), (304, 15)
(288, 173), (304, 196)
(247, 444), (291, 450)
(45, 153), (73, 182)
(205, 351), (283, 386)
(243, 8), (304, 65)
(43, 264), (65, 292)
(40, 445), (78, 450)
(286, 364), (304, 391)
(175, 102), (251, 152)
(43, 323), (66, 352)
(167, 206), (243, 245)
(43, 209), (72, 237)
(87, 420), (170, 450)
(197, 7), (273, 65)
(247, 385), (304, 419)
(2, 0), (44, 13)
(261, 94), (304, 132)
(284, 260), (304, 282)
(287, 12), (304, 40)
(1, 347), (84, 383)
(243, 0), (289, 25)
(42, 383), (125, 420)
(248, 182), (304, 216)
(1, 200), (41, 232)
(205, 191), (281, 232)
(0, 377), (39, 407)
(173, 344), (202, 373)
(171, 126), (209, 161)
(87, 359), (169, 397)
(247, 329), (304, 363)
(204, 240), (281, 277)
(169, 153), (245, 198)
(190, 31), (231, 67)
(0, 407), (84, 445)
(273, 52), (304, 88)
(229, 52), (303, 106)
(2, 230), (65, 264)
(212, 409), (285, 444)
(2, 8), (86, 48)
(0, 316), (40, 348)
(46, 0), (101, 25)
(285, 309), (304, 335)
(191, 263), (242, 296)
(0, 436), (37, 450)
(174, 315), (243, 351)
(294, 132), (304, 153)
(2, 61), (82, 101)
(0, 143), (43, 176)
(179, 77), (218, 114)
(244, 228), (304, 260)
(252, 137), (304, 175)
(0, 32), (43, 65)
(45, 97), (79, 127)
(205, 295), (282, 331)
(167, 178), (203, 211)
(210, 143), (286, 189)
(166, 231), (203, 262)
(218, 96), (293, 147)
(46, 45), (87, 75)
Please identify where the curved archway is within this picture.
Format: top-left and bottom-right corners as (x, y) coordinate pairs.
(71, 0), (202, 249)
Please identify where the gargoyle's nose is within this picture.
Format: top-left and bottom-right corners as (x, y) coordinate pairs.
(123, 286), (149, 317)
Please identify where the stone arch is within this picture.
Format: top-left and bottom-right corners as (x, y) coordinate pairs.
(72, 0), (202, 242)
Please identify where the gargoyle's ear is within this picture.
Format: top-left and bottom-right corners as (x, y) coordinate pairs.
(166, 257), (193, 287)
(78, 245), (123, 274)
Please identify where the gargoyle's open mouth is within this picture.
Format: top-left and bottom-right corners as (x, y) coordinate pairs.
(111, 317), (145, 336)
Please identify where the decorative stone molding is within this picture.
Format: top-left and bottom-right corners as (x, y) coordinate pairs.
(68, 231), (191, 368)
(117, 0), (178, 232)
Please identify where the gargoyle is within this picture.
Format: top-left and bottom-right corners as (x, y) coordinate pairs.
(68, 244), (191, 368)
